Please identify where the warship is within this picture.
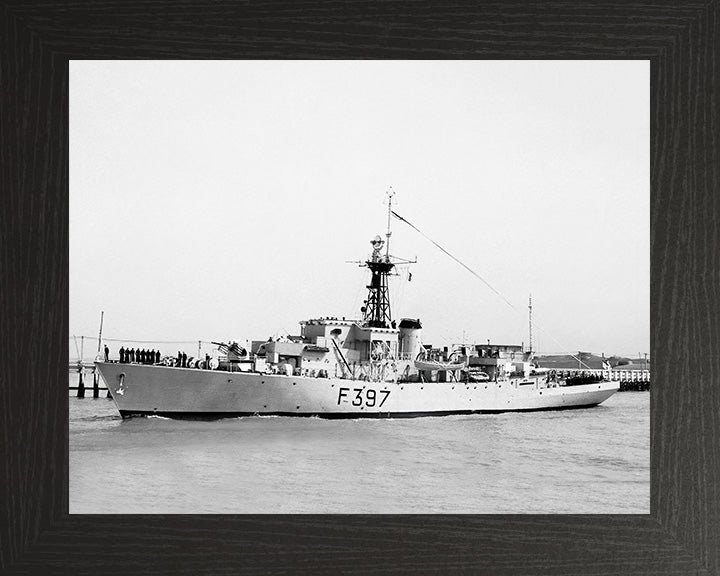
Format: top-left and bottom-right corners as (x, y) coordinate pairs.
(96, 192), (619, 419)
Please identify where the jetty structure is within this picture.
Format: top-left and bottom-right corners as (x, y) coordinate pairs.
(95, 190), (619, 418)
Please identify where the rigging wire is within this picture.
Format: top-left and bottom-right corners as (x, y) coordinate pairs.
(392, 210), (523, 315)
(70, 336), (210, 345)
(391, 210), (592, 369)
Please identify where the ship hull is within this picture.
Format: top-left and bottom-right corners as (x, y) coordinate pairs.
(96, 362), (619, 419)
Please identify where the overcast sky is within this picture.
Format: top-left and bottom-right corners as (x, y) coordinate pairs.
(70, 60), (649, 359)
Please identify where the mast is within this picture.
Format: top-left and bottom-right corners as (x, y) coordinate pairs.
(97, 311), (104, 355)
(360, 189), (395, 328)
(362, 255), (394, 328)
(358, 188), (415, 329)
(528, 294), (533, 354)
(385, 186), (394, 260)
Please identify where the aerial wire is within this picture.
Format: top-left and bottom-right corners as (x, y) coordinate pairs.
(391, 210), (592, 369)
(71, 336), (213, 345)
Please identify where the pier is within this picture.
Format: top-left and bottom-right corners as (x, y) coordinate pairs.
(549, 369), (650, 391)
(69, 361), (109, 397)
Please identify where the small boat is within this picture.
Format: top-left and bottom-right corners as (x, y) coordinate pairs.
(414, 350), (467, 372)
(414, 359), (467, 371)
(466, 369), (490, 382)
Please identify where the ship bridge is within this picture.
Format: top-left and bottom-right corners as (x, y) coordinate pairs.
(300, 317), (399, 363)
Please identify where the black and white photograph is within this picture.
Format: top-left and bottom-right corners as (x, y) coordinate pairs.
(69, 60), (649, 514)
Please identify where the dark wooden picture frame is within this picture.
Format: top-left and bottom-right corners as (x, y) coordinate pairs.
(1, 2), (718, 574)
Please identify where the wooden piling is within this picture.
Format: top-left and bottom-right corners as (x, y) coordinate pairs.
(77, 370), (85, 398)
(619, 380), (650, 391)
(93, 368), (99, 398)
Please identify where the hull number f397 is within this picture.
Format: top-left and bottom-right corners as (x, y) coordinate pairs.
(337, 387), (390, 408)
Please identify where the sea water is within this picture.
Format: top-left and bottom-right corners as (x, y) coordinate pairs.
(69, 391), (649, 514)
